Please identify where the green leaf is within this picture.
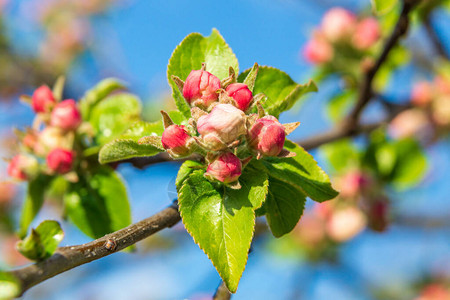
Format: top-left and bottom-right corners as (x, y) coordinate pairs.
(321, 139), (360, 172)
(167, 29), (239, 119)
(238, 66), (317, 118)
(120, 121), (164, 141)
(64, 166), (131, 239)
(19, 175), (51, 238)
(89, 93), (142, 145)
(80, 78), (127, 119)
(265, 177), (306, 238)
(371, 0), (398, 15)
(178, 166), (268, 293)
(327, 90), (355, 122)
(17, 220), (64, 261)
(243, 63), (259, 92)
(175, 160), (205, 190)
(0, 271), (20, 300)
(390, 138), (427, 189)
(99, 139), (164, 164)
(261, 140), (338, 202)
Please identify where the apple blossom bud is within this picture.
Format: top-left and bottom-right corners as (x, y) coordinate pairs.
(182, 70), (221, 108)
(337, 170), (372, 198)
(321, 8), (357, 42)
(205, 152), (242, 183)
(23, 132), (38, 151)
(248, 116), (286, 157)
(326, 207), (366, 242)
(226, 83), (253, 111)
(353, 18), (381, 49)
(46, 148), (75, 174)
(7, 155), (39, 181)
(389, 109), (429, 139)
(161, 125), (193, 157)
(197, 104), (246, 151)
(303, 37), (334, 64)
(50, 99), (82, 131)
(411, 81), (433, 106)
(35, 127), (73, 156)
(32, 85), (56, 113)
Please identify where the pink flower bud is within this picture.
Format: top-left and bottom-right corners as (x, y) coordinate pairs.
(46, 148), (75, 174)
(182, 70), (221, 108)
(326, 207), (366, 242)
(35, 127), (73, 156)
(205, 152), (242, 183)
(32, 85), (56, 113)
(197, 104), (246, 151)
(50, 99), (82, 131)
(303, 36), (334, 64)
(248, 116), (286, 157)
(7, 155), (39, 181)
(321, 8), (357, 42)
(389, 109), (429, 139)
(353, 18), (381, 49)
(161, 125), (193, 157)
(337, 170), (372, 198)
(411, 81), (433, 106)
(226, 83), (253, 111)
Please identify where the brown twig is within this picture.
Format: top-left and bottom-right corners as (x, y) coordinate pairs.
(213, 281), (232, 300)
(345, 0), (419, 132)
(423, 14), (449, 60)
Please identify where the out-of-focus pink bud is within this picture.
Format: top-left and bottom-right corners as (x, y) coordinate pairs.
(434, 75), (450, 95)
(389, 109), (429, 139)
(411, 81), (434, 106)
(368, 200), (389, 232)
(326, 206), (366, 242)
(415, 284), (450, 300)
(248, 116), (286, 157)
(23, 132), (39, 151)
(293, 211), (326, 246)
(205, 152), (242, 183)
(226, 83), (253, 111)
(161, 125), (193, 157)
(32, 85), (56, 113)
(432, 95), (450, 127)
(182, 70), (221, 108)
(197, 104), (246, 151)
(337, 170), (372, 198)
(353, 17), (381, 49)
(35, 127), (73, 156)
(7, 155), (39, 181)
(1, 236), (29, 266)
(303, 36), (334, 64)
(0, 182), (16, 207)
(50, 99), (82, 131)
(46, 148), (75, 174)
(321, 8), (357, 42)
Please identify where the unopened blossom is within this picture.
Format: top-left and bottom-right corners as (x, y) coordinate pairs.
(205, 152), (242, 183)
(303, 36), (334, 64)
(35, 127), (73, 156)
(182, 70), (221, 108)
(226, 83), (253, 111)
(389, 109), (429, 139)
(411, 81), (433, 107)
(32, 85), (56, 113)
(46, 148), (75, 174)
(353, 18), (381, 49)
(197, 104), (246, 151)
(248, 116), (286, 157)
(161, 125), (193, 157)
(7, 155), (39, 181)
(321, 8), (357, 42)
(326, 206), (366, 242)
(337, 170), (372, 198)
(50, 99), (82, 131)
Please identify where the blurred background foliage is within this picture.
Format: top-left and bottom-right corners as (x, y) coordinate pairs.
(0, 0), (449, 299)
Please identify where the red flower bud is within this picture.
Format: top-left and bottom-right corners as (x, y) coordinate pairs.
(353, 18), (381, 50)
(161, 125), (193, 157)
(182, 70), (221, 108)
(46, 149), (75, 174)
(205, 152), (242, 183)
(50, 99), (82, 131)
(7, 155), (39, 181)
(226, 83), (253, 111)
(248, 116), (286, 157)
(197, 104), (246, 151)
(32, 85), (56, 113)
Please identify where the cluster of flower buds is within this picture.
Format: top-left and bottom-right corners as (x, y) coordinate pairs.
(156, 64), (300, 188)
(7, 85), (82, 181)
(390, 75), (450, 139)
(303, 7), (381, 64)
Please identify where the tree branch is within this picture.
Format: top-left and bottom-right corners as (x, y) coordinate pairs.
(345, 0), (419, 131)
(423, 13), (449, 60)
(213, 281), (232, 300)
